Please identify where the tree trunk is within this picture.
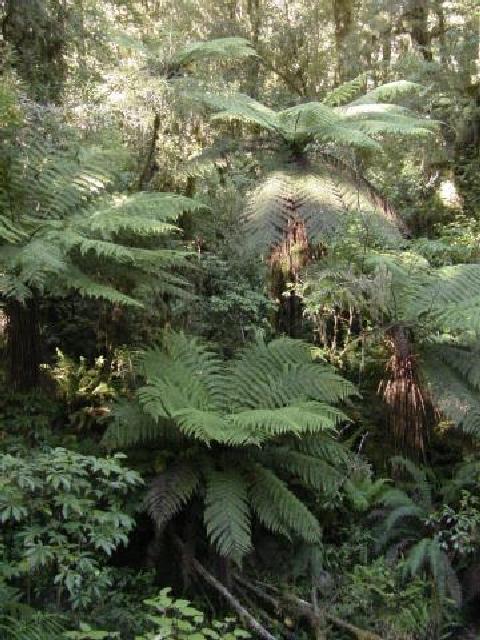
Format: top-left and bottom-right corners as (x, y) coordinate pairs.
(408, 0), (432, 62)
(247, 0), (261, 98)
(6, 298), (41, 391)
(333, 0), (353, 84)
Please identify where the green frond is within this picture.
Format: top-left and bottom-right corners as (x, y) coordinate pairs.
(384, 503), (425, 534)
(204, 471), (252, 562)
(249, 465), (321, 543)
(86, 192), (205, 239)
(224, 336), (356, 411)
(0, 215), (23, 243)
(404, 539), (461, 606)
(174, 37), (257, 66)
(138, 332), (224, 417)
(378, 488), (414, 509)
(64, 268), (143, 307)
(277, 102), (341, 140)
(145, 464), (200, 530)
(421, 348), (480, 436)
(409, 264), (480, 333)
(294, 433), (350, 466)
(390, 456), (432, 508)
(434, 344), (480, 391)
(266, 447), (342, 495)
(0, 613), (65, 640)
(322, 72), (369, 107)
(350, 80), (422, 105)
(172, 408), (238, 443)
(1, 240), (69, 296)
(102, 399), (178, 449)
(208, 93), (280, 134)
(231, 403), (344, 439)
(245, 169), (401, 253)
(404, 538), (431, 577)
(276, 101), (383, 149)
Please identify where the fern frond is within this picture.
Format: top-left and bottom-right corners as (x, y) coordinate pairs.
(421, 348), (480, 436)
(266, 447), (342, 495)
(204, 471), (252, 562)
(390, 456), (432, 508)
(384, 503), (425, 534)
(174, 37), (257, 66)
(404, 538), (462, 606)
(86, 192), (204, 239)
(102, 399), (179, 449)
(249, 465), (321, 543)
(1, 240), (69, 295)
(231, 404), (344, 440)
(145, 464), (200, 530)
(245, 169), (401, 253)
(322, 73), (369, 107)
(350, 80), (422, 105)
(0, 612), (65, 640)
(409, 264), (480, 333)
(64, 268), (143, 307)
(173, 408), (237, 443)
(0, 216), (23, 243)
(294, 433), (350, 466)
(208, 93), (280, 134)
(138, 332), (224, 416)
(224, 336), (355, 411)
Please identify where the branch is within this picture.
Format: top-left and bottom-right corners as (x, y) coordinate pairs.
(172, 536), (277, 640)
(254, 580), (383, 640)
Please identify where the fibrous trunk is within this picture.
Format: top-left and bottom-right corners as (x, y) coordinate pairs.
(6, 298), (41, 391)
(379, 325), (433, 456)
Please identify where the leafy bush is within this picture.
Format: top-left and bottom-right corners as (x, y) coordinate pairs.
(136, 588), (250, 640)
(0, 448), (142, 610)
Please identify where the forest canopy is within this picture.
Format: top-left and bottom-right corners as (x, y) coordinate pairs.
(1, 1), (480, 639)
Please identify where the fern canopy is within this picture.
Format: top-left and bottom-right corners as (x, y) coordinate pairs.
(105, 331), (355, 562)
(0, 113), (206, 306)
(244, 169), (402, 252)
(203, 82), (436, 150)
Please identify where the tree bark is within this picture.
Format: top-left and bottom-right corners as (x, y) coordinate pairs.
(138, 112), (161, 190)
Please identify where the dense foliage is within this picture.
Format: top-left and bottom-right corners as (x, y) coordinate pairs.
(1, 1), (480, 639)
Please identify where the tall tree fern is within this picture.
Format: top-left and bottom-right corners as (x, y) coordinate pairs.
(0, 93), (205, 389)
(190, 63), (437, 336)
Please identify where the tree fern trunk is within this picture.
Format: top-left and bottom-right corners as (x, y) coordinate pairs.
(6, 298), (41, 391)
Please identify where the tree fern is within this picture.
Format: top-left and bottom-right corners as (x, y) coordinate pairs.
(0, 93), (205, 308)
(244, 169), (402, 252)
(404, 539), (461, 607)
(110, 331), (354, 562)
